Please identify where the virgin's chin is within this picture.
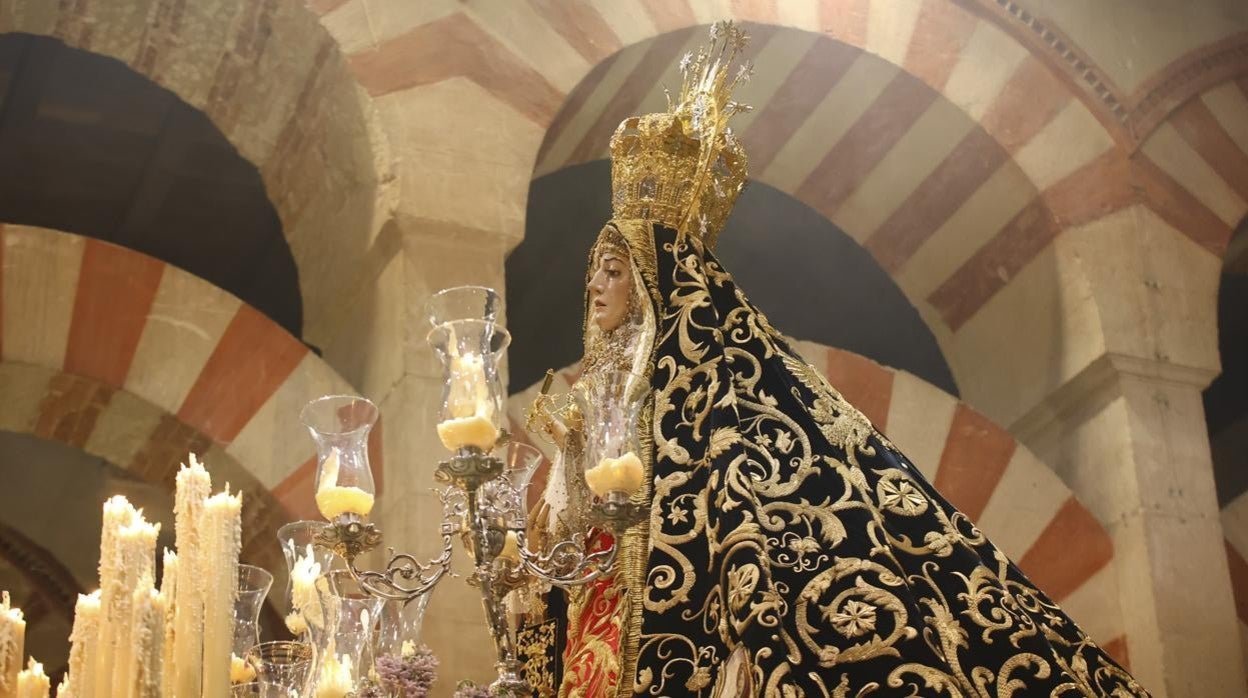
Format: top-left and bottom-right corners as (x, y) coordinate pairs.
(595, 315), (624, 333)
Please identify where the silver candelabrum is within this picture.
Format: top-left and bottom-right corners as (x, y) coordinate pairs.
(307, 286), (646, 697)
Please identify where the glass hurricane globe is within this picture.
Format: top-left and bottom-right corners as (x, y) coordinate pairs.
(483, 441), (546, 530)
(232, 564), (274, 677)
(311, 571), (385, 694)
(427, 285), (501, 326)
(427, 319), (510, 454)
(245, 641), (313, 698)
(301, 395), (379, 522)
(277, 520), (336, 630)
(576, 371), (647, 499)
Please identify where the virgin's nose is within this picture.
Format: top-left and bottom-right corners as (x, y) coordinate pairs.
(589, 269), (606, 294)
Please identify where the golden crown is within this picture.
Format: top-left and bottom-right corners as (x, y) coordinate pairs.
(609, 21), (752, 248)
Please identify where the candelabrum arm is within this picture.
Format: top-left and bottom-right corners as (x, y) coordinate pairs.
(317, 490), (459, 604)
(512, 488), (646, 588)
(346, 525), (455, 602)
(512, 530), (619, 588)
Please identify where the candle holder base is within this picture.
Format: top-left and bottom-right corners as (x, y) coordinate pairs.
(436, 450), (504, 491)
(465, 558), (528, 597)
(315, 515), (383, 561)
(588, 491), (647, 533)
(488, 659), (531, 697)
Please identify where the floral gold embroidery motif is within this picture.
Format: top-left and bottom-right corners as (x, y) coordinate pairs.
(518, 620), (558, 697)
(610, 222), (1148, 697)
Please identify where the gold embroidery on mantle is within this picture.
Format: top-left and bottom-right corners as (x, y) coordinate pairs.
(518, 620), (558, 697)
(618, 225), (1151, 696)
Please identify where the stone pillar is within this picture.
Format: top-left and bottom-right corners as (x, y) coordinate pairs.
(313, 72), (539, 694)
(330, 216), (514, 691)
(1012, 207), (1244, 696)
(1019, 356), (1243, 695)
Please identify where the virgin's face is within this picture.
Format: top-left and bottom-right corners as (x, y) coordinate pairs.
(589, 250), (631, 332)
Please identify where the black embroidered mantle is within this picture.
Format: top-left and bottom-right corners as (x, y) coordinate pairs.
(614, 222), (1149, 697)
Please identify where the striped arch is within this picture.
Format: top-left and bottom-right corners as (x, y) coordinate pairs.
(530, 22), (1247, 329)
(532, 25), (1089, 339)
(1222, 491), (1248, 679)
(1139, 77), (1248, 250)
(0, 520), (81, 626)
(506, 342), (1129, 668)
(334, 2), (1111, 338)
(318, 0), (1241, 427)
(311, 0), (1248, 266)
(0, 0), (395, 348)
(0, 519), (82, 676)
(0, 224), (373, 573)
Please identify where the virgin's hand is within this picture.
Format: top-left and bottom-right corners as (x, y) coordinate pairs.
(526, 498), (552, 553)
(548, 418), (569, 445)
(551, 404), (585, 450)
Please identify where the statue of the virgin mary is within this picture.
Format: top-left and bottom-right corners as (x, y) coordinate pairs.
(522, 22), (1149, 698)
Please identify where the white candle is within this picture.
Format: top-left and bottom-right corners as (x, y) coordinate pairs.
(584, 462), (610, 498)
(611, 451), (644, 493)
(288, 545), (323, 633)
(436, 351), (500, 451)
(158, 551), (177, 698)
(283, 612), (308, 636)
(448, 352), (490, 419)
(126, 580), (164, 698)
(315, 653), (354, 698)
(15, 659), (48, 698)
(173, 455), (212, 698)
(436, 414), (500, 452)
(109, 517), (159, 698)
(201, 490), (242, 698)
(94, 497), (154, 698)
(65, 590), (100, 698)
(0, 591), (25, 698)
(228, 655), (255, 684)
(92, 497), (134, 698)
(315, 448), (375, 519)
(585, 451), (644, 496)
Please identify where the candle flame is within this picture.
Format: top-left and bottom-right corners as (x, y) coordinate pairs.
(290, 545), (325, 630)
(319, 448), (342, 491)
(315, 653), (355, 698)
(1, 592), (21, 623)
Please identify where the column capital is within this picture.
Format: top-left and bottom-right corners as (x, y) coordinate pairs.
(1012, 351), (1218, 450)
(392, 213), (524, 252)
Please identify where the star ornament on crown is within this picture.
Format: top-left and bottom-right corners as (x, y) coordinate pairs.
(609, 21), (754, 248)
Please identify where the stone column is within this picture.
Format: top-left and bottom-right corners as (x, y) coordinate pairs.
(313, 72), (539, 692)
(343, 217), (514, 690)
(1012, 207), (1244, 696)
(1018, 356), (1242, 695)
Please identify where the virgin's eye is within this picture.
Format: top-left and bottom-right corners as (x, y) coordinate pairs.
(606, 269), (621, 278)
